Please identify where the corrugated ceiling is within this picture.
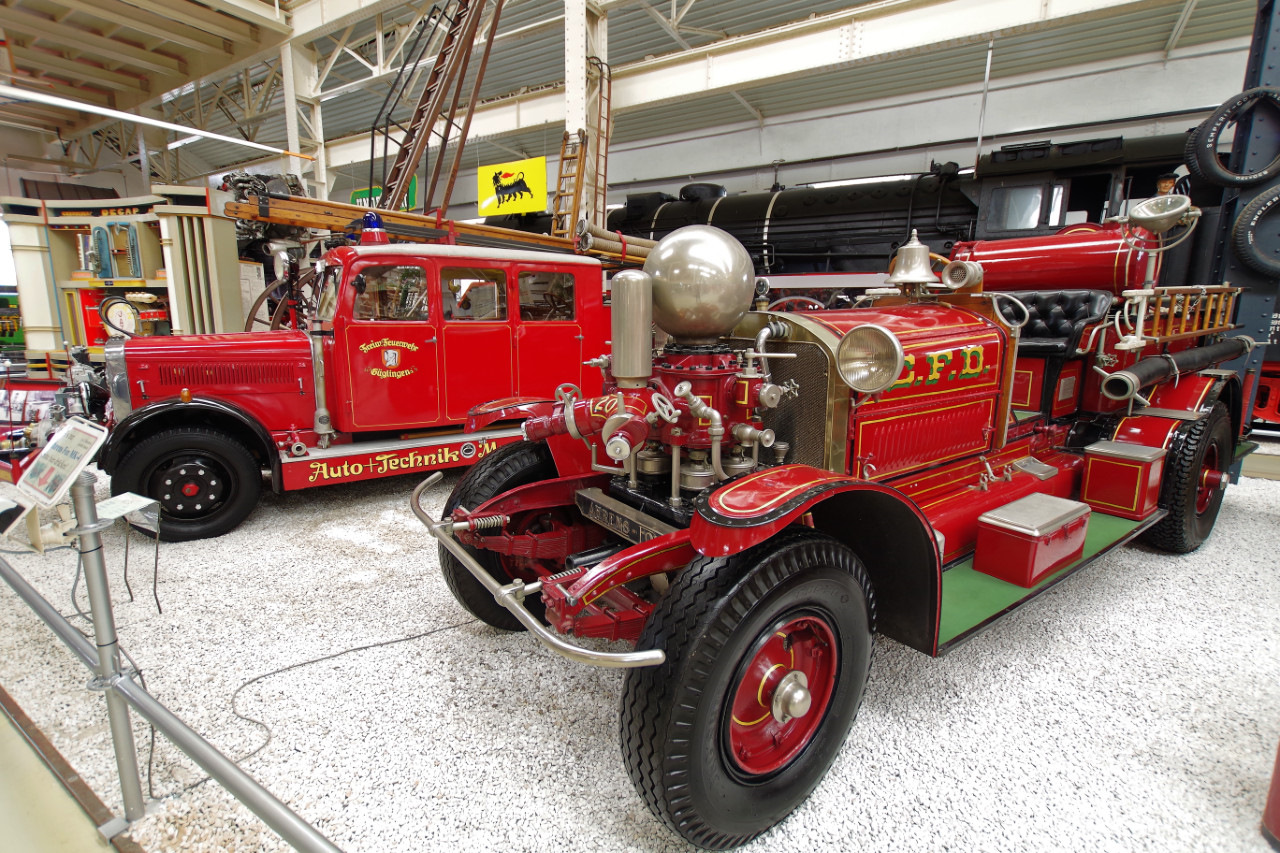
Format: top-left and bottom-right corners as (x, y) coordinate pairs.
(0, 0), (1257, 184)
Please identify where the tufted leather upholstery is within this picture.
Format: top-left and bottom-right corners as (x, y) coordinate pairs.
(996, 290), (1114, 356)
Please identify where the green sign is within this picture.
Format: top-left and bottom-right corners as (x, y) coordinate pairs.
(350, 174), (417, 210)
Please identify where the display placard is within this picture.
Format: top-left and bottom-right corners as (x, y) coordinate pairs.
(16, 417), (109, 508)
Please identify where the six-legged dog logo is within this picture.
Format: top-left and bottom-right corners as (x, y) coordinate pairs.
(493, 171), (533, 208)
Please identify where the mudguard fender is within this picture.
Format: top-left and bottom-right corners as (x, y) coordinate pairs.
(565, 528), (696, 606)
(1115, 371), (1241, 449)
(466, 398), (593, 476)
(465, 397), (555, 432)
(691, 464), (943, 654)
(98, 396), (275, 476)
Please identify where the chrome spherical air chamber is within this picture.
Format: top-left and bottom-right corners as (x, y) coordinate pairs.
(643, 224), (756, 345)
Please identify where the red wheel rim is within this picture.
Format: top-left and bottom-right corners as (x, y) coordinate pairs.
(727, 615), (838, 776)
(1195, 443), (1223, 514)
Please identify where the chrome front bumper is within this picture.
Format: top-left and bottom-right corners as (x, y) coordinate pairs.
(412, 473), (665, 669)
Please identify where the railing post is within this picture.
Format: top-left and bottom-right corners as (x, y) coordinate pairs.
(69, 471), (146, 822)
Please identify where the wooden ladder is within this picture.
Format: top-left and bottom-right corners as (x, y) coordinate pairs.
(552, 129), (588, 239)
(381, 0), (481, 212)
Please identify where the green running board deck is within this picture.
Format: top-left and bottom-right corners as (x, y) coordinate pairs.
(936, 510), (1161, 654)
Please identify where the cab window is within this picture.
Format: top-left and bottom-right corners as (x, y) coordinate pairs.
(519, 271), (575, 320)
(353, 265), (430, 321)
(442, 267), (507, 321)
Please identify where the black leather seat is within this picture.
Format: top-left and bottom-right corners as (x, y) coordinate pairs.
(996, 290), (1114, 356)
(996, 289), (1114, 415)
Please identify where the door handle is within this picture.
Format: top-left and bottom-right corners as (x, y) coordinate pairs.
(424, 336), (436, 344)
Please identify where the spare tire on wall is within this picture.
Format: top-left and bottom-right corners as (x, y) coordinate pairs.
(1185, 87), (1280, 187)
(1232, 184), (1280, 278)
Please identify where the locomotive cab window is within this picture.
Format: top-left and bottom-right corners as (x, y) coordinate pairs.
(518, 271), (575, 320)
(988, 186), (1044, 230)
(983, 181), (1068, 232)
(443, 267), (507, 321)
(353, 264), (430, 321)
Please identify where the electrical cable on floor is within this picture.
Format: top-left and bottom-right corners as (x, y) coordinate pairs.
(147, 618), (478, 798)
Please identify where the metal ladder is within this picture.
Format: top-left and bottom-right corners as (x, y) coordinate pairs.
(379, 0), (484, 213)
(588, 56), (612, 229)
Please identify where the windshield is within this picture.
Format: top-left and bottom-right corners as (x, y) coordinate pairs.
(316, 264), (340, 324)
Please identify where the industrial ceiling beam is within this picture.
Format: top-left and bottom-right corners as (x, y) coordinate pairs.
(109, 0), (259, 42)
(186, 0), (290, 34)
(8, 44), (145, 91)
(45, 0), (232, 53)
(0, 83), (311, 157)
(1164, 0), (1201, 57)
(0, 5), (185, 76)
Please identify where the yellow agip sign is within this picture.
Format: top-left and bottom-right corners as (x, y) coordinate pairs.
(476, 156), (547, 216)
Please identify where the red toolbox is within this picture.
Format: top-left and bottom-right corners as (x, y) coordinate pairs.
(1081, 440), (1166, 520)
(975, 493), (1091, 587)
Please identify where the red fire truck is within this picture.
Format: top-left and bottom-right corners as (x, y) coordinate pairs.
(2, 216), (608, 540)
(420, 197), (1253, 849)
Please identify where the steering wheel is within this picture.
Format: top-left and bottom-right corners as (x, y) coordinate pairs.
(649, 392), (679, 424)
(988, 292), (1030, 331)
(766, 295), (826, 312)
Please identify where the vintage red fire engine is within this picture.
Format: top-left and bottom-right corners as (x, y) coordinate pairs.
(419, 196), (1254, 849)
(2, 214), (607, 540)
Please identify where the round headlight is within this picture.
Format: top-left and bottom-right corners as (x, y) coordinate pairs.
(836, 325), (904, 394)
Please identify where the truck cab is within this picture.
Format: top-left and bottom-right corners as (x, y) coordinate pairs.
(41, 228), (609, 541)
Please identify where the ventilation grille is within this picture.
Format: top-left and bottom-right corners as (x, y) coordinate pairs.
(156, 361), (295, 389)
(858, 398), (993, 478)
(757, 340), (829, 468)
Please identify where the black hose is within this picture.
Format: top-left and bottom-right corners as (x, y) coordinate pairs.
(1102, 337), (1252, 400)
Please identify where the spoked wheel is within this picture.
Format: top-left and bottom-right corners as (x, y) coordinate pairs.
(620, 528), (875, 849)
(439, 441), (565, 631)
(112, 427), (262, 542)
(243, 269), (320, 332)
(1142, 402), (1232, 553)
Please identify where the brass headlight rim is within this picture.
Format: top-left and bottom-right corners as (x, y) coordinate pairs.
(836, 324), (905, 395)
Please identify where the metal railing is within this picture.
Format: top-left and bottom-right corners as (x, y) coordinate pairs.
(0, 472), (341, 853)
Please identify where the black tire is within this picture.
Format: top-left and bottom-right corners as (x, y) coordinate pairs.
(112, 427), (262, 542)
(1142, 403), (1232, 554)
(1182, 123), (1209, 182)
(619, 528), (875, 849)
(1231, 184), (1280, 278)
(439, 441), (557, 631)
(1188, 87), (1280, 187)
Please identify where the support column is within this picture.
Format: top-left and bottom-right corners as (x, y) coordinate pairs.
(3, 210), (60, 352)
(281, 41), (328, 199)
(564, 0), (607, 224)
(280, 42), (304, 179)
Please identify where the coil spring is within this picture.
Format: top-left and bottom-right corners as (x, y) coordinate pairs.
(545, 567), (583, 583)
(468, 514), (506, 532)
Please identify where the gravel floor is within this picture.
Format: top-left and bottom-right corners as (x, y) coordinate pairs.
(1, 446), (1278, 853)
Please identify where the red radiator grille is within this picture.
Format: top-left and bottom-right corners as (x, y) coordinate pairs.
(156, 362), (296, 388)
(856, 397), (994, 479)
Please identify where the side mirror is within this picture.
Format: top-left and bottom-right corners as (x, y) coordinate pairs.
(353, 273), (367, 294)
